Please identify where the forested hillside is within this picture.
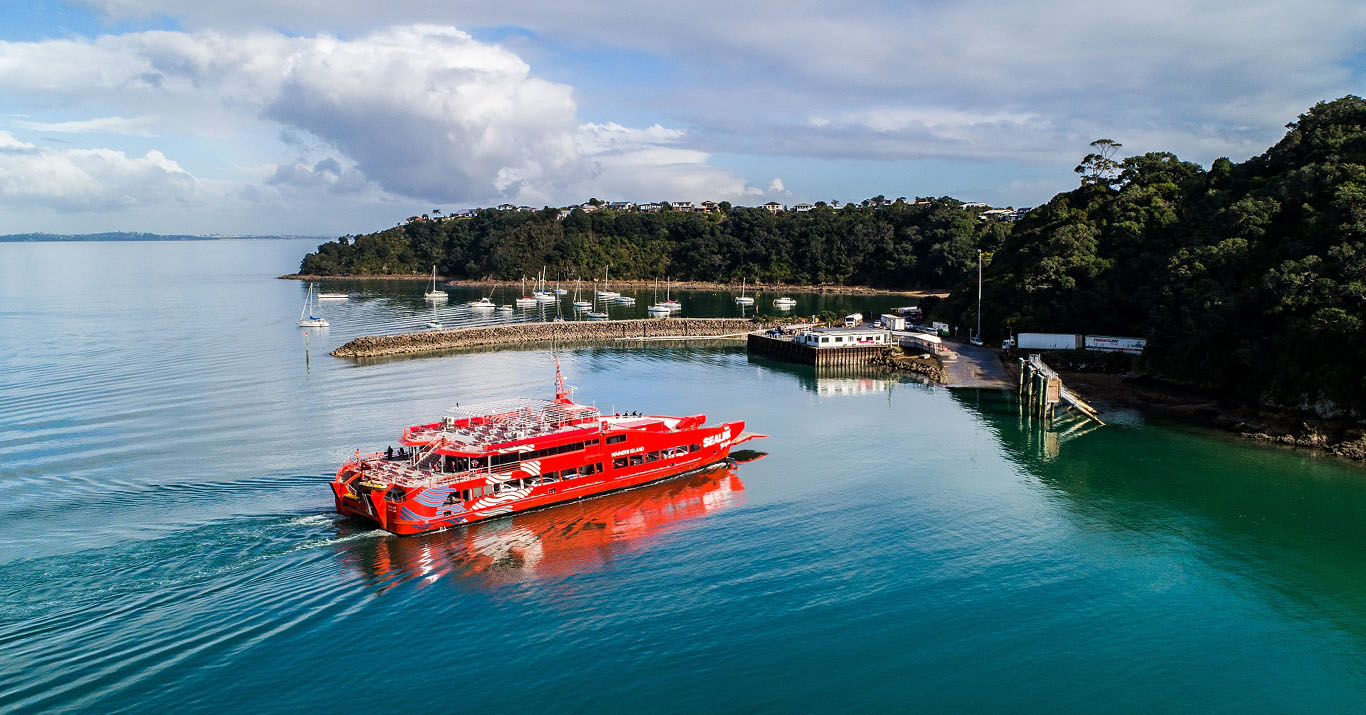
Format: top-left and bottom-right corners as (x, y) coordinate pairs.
(298, 198), (1009, 289)
(947, 96), (1366, 413)
(298, 96), (1366, 413)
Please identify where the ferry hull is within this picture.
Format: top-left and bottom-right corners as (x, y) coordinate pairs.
(333, 421), (751, 536)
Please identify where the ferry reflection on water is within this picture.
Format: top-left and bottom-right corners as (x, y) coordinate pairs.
(339, 466), (746, 588)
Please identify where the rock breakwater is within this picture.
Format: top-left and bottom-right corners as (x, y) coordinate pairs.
(332, 318), (782, 358)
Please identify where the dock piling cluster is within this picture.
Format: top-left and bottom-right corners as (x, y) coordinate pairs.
(1017, 354), (1105, 427)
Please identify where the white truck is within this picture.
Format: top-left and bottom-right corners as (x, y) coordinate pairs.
(1001, 333), (1083, 351)
(880, 314), (906, 331)
(1084, 335), (1147, 354)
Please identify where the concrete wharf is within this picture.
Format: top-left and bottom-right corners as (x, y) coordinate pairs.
(746, 331), (887, 368)
(331, 318), (783, 358)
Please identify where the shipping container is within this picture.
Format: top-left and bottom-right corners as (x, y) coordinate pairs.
(1083, 335), (1147, 354)
(1014, 332), (1083, 350)
(881, 314), (906, 331)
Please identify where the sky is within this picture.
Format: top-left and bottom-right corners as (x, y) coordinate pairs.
(0, 1), (1362, 236)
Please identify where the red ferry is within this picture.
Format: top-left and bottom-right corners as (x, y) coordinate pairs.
(330, 361), (763, 535)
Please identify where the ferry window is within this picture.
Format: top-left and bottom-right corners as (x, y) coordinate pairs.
(507, 479), (521, 490)
(689, 444), (701, 453)
(543, 474), (559, 484)
(646, 451), (660, 462)
(460, 489), (471, 501)
(606, 434), (626, 445)
(594, 462), (603, 473)
(526, 477), (541, 487)
(492, 483), (502, 494)
(629, 454), (644, 466)
(613, 457), (628, 469)
(663, 447), (676, 458)
(588, 438), (599, 445)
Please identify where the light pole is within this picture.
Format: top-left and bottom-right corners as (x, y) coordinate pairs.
(976, 249), (983, 342)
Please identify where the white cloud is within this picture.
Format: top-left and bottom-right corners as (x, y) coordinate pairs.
(65, 0), (1366, 168)
(0, 130), (202, 211)
(15, 115), (162, 136)
(0, 25), (767, 213)
(767, 178), (784, 192)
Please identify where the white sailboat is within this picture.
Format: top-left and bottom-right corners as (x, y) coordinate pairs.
(470, 292), (496, 310)
(647, 278), (671, 316)
(585, 283), (609, 320)
(573, 280), (592, 310)
(597, 266), (619, 299)
(773, 296), (797, 309)
(424, 265), (448, 301)
(734, 276), (754, 305)
(663, 277), (682, 311)
(534, 267), (556, 302)
(297, 284), (329, 327)
(515, 277), (538, 306)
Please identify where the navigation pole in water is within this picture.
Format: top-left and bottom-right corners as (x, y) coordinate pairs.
(976, 249), (982, 342)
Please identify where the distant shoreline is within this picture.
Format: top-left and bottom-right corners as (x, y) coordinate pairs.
(1, 234), (326, 242)
(279, 273), (946, 298)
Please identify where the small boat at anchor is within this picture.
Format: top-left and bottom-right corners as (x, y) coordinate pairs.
(297, 283), (329, 327)
(734, 277), (754, 305)
(515, 277), (538, 307)
(597, 266), (619, 299)
(424, 266), (448, 301)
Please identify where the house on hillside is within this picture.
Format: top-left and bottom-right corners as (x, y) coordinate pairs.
(700, 200), (721, 213)
(607, 201), (635, 211)
(762, 202), (784, 214)
(671, 201), (695, 212)
(640, 203), (662, 213)
(497, 203), (517, 211)
(792, 202), (813, 212)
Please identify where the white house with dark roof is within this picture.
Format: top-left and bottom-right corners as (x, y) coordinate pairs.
(762, 202), (784, 214)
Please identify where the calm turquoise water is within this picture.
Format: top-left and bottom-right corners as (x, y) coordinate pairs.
(3, 239), (1366, 712)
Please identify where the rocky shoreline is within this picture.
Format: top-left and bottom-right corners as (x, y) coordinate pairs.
(868, 348), (945, 382)
(1049, 370), (1366, 464)
(331, 318), (786, 358)
(281, 273), (945, 297)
